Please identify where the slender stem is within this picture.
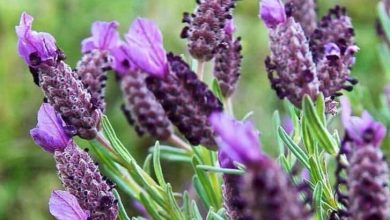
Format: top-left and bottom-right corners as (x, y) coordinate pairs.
(223, 97), (234, 116)
(96, 132), (115, 153)
(167, 134), (192, 152)
(196, 60), (205, 80)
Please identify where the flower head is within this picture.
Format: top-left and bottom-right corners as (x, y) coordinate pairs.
(259, 0), (287, 29)
(49, 190), (89, 220)
(81, 21), (119, 53)
(16, 12), (58, 66)
(30, 103), (71, 153)
(341, 97), (386, 147)
(209, 112), (262, 165)
(125, 17), (168, 77)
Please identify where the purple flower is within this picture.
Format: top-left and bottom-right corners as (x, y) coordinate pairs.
(341, 97), (386, 147)
(81, 21), (119, 53)
(224, 19), (235, 36)
(110, 41), (137, 75)
(16, 12), (58, 66)
(125, 17), (168, 77)
(30, 103), (71, 153)
(209, 112), (262, 165)
(49, 190), (89, 220)
(324, 42), (341, 58)
(259, 0), (287, 29)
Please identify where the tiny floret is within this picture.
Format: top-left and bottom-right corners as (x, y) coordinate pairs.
(81, 21), (119, 53)
(16, 12), (58, 66)
(260, 0), (287, 28)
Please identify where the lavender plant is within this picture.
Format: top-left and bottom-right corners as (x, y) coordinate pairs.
(17, 0), (390, 219)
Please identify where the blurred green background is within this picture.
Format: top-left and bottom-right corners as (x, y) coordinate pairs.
(0, 0), (386, 219)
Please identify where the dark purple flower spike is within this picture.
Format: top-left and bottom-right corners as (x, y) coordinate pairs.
(213, 19), (242, 98)
(49, 190), (90, 220)
(261, 0), (319, 108)
(210, 112), (311, 219)
(16, 12), (100, 140)
(181, 0), (236, 61)
(110, 24), (173, 141)
(76, 21), (120, 112)
(285, 0), (317, 37)
(30, 104), (118, 220)
(146, 53), (223, 149)
(333, 97), (389, 220)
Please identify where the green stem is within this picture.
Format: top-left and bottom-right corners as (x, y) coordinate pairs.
(196, 60), (205, 80)
(167, 134), (192, 152)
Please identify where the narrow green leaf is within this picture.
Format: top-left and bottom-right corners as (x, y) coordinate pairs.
(278, 127), (310, 169)
(139, 193), (164, 220)
(302, 96), (338, 156)
(182, 191), (192, 220)
(143, 154), (153, 175)
(378, 2), (390, 40)
(113, 189), (131, 220)
(308, 157), (321, 183)
(302, 117), (314, 155)
(153, 142), (166, 187)
(196, 165), (245, 175)
(278, 155), (291, 173)
(192, 200), (203, 220)
(313, 183), (324, 220)
(315, 93), (326, 125)
(212, 79), (223, 100)
(166, 183), (184, 220)
(193, 175), (211, 208)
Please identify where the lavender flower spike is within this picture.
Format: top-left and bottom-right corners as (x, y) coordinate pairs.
(285, 0), (317, 37)
(341, 97), (386, 147)
(76, 21), (119, 112)
(111, 41), (173, 140)
(49, 190), (89, 220)
(181, 0), (236, 61)
(16, 12), (100, 139)
(260, 0), (287, 29)
(125, 17), (168, 77)
(30, 104), (118, 220)
(213, 19), (242, 98)
(30, 103), (71, 153)
(16, 12), (58, 66)
(210, 112), (311, 219)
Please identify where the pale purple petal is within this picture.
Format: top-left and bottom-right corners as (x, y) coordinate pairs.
(281, 115), (294, 135)
(110, 41), (137, 75)
(210, 112), (262, 166)
(259, 0), (287, 29)
(30, 103), (71, 153)
(324, 42), (341, 58)
(224, 19), (235, 35)
(341, 97), (386, 147)
(49, 190), (89, 220)
(16, 12), (58, 66)
(125, 17), (168, 77)
(81, 21), (119, 53)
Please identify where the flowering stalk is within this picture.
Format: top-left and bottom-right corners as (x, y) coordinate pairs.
(333, 97), (390, 219)
(261, 0), (319, 107)
(213, 19), (242, 98)
(181, 0), (236, 61)
(76, 21), (119, 112)
(210, 112), (311, 219)
(16, 12), (100, 139)
(30, 103), (118, 220)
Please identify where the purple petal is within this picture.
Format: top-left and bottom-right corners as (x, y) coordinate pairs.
(259, 0), (287, 29)
(16, 12), (58, 66)
(209, 112), (262, 166)
(30, 103), (71, 153)
(324, 43), (341, 58)
(49, 190), (89, 220)
(125, 17), (168, 77)
(224, 19), (235, 35)
(81, 21), (119, 53)
(110, 41), (137, 75)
